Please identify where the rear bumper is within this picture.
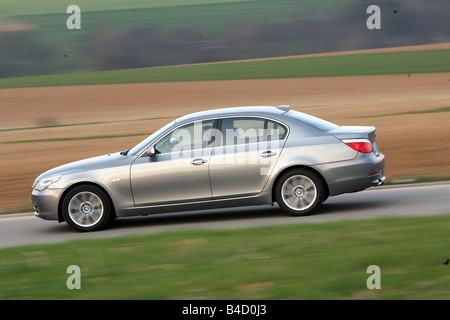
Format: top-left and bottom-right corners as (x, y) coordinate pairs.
(317, 152), (386, 196)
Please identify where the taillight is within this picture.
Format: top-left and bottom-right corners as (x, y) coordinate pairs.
(342, 139), (373, 153)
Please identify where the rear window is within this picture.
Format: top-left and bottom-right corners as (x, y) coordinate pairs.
(287, 110), (339, 131)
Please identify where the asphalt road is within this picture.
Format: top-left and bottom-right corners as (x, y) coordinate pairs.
(1, 182), (449, 249)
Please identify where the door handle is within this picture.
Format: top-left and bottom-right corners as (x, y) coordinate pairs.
(260, 151), (277, 158)
(191, 158), (207, 165)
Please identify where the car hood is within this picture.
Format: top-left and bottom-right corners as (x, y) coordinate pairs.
(36, 152), (131, 181)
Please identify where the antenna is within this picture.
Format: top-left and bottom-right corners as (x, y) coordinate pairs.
(276, 105), (290, 112)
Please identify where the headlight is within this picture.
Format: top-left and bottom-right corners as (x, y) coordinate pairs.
(35, 175), (62, 191)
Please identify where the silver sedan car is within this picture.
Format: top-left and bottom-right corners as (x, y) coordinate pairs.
(31, 105), (386, 232)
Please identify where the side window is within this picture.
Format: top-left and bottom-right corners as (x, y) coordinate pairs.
(267, 120), (287, 141)
(220, 117), (287, 146)
(221, 118), (265, 146)
(155, 120), (215, 154)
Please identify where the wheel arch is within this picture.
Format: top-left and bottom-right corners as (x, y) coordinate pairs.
(57, 181), (116, 223)
(270, 165), (330, 203)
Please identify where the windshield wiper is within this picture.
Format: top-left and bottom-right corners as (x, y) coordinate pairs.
(120, 149), (130, 156)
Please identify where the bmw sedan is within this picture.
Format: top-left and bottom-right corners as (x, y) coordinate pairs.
(31, 105), (386, 232)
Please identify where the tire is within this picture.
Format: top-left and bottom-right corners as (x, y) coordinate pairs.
(62, 185), (112, 232)
(322, 192), (330, 203)
(275, 169), (325, 216)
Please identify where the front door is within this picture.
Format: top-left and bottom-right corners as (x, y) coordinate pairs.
(130, 119), (216, 206)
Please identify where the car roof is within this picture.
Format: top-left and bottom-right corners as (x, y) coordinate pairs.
(175, 106), (289, 123)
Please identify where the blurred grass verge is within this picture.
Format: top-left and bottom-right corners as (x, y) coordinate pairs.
(0, 49), (448, 89)
(0, 0), (250, 14)
(384, 176), (450, 185)
(0, 133), (149, 144)
(353, 106), (450, 119)
(1, 214), (450, 299)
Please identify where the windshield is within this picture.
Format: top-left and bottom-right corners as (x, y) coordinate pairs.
(286, 110), (339, 131)
(127, 120), (176, 156)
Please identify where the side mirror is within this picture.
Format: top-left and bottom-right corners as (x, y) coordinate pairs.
(146, 146), (156, 156)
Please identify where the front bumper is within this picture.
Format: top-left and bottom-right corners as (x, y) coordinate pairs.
(30, 188), (62, 220)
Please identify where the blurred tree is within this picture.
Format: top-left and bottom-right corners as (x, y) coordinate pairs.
(0, 31), (54, 77)
(0, 0), (449, 78)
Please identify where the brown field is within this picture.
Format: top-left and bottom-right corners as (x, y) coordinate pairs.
(1, 66), (449, 213)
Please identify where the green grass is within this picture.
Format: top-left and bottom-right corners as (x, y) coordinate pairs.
(0, 0), (252, 15)
(385, 176), (450, 185)
(355, 106), (450, 118)
(0, 49), (448, 89)
(0, 116), (175, 133)
(0, 133), (148, 144)
(0, 204), (34, 215)
(0, 0), (352, 17)
(1, 214), (450, 299)
(0, 0), (352, 40)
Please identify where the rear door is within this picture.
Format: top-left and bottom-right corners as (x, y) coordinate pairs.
(209, 117), (287, 198)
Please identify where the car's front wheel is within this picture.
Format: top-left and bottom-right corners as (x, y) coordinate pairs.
(62, 185), (112, 232)
(275, 169), (324, 216)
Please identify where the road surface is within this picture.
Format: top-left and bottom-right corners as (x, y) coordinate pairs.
(1, 182), (449, 249)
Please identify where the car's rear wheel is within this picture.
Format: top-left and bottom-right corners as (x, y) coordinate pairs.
(275, 169), (324, 216)
(62, 185), (112, 232)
